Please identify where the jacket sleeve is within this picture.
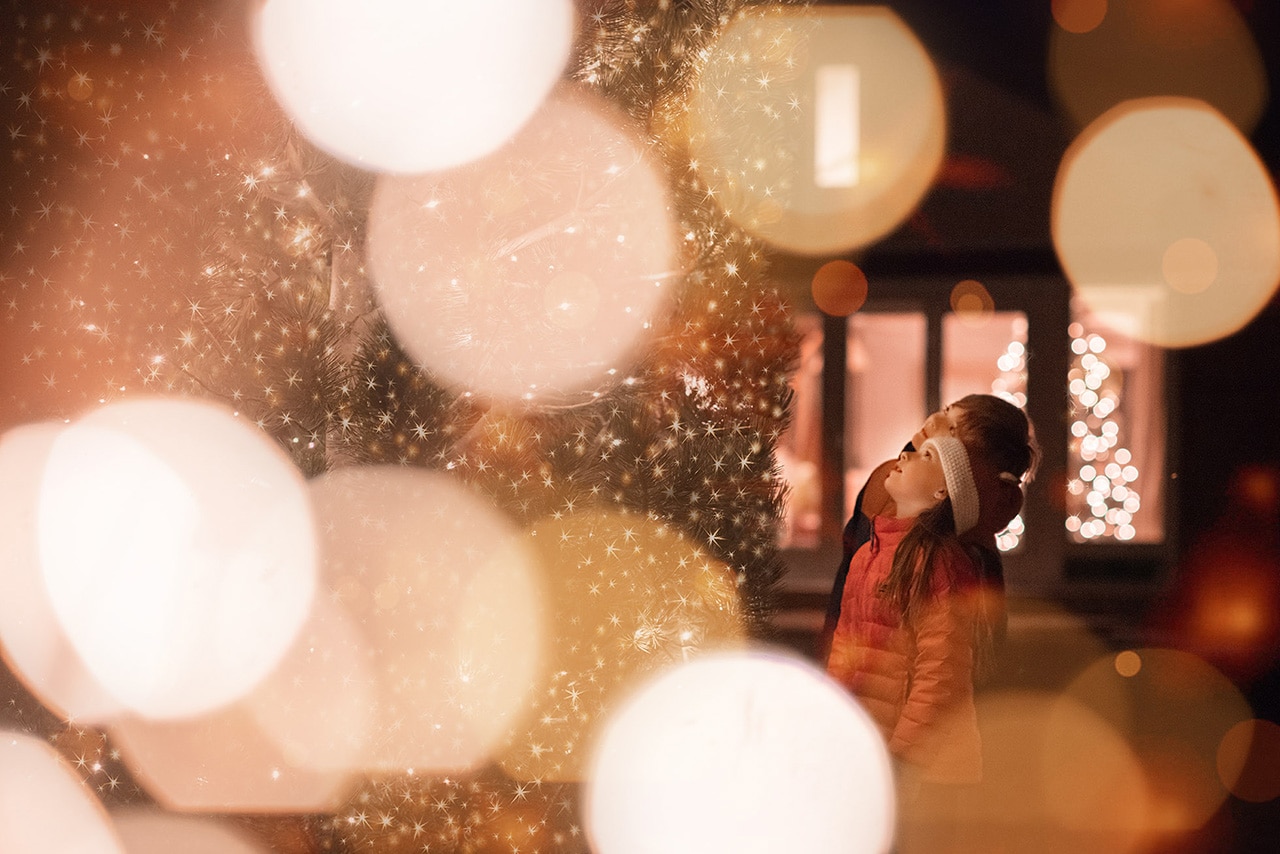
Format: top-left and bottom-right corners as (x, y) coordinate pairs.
(886, 550), (977, 766)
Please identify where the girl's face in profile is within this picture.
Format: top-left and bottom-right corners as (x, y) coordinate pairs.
(911, 404), (964, 452)
(884, 443), (948, 519)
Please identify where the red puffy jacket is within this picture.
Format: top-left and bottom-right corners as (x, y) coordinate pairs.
(826, 513), (983, 784)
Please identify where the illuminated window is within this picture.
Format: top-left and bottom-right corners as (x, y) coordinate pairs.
(1065, 304), (1166, 544)
(844, 312), (926, 520)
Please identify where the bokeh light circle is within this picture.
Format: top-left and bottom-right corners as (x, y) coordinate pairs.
(1062, 647), (1254, 834)
(1217, 719), (1280, 804)
(0, 421), (122, 723)
(959, 690), (1151, 853)
(0, 730), (125, 854)
(253, 0), (574, 173)
(949, 278), (996, 327)
(1052, 0), (1108, 35)
(811, 260), (868, 316)
(35, 398), (317, 719)
(109, 706), (351, 813)
(308, 465), (545, 773)
(585, 652), (895, 854)
(497, 509), (745, 783)
(367, 88), (676, 403)
(1114, 649), (1142, 678)
(1052, 97), (1280, 347)
(111, 810), (267, 854)
(1048, 0), (1267, 134)
(683, 6), (945, 255)
(244, 595), (377, 774)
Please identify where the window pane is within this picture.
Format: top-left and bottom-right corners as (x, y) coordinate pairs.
(777, 313), (824, 549)
(942, 311), (1030, 551)
(1066, 306), (1166, 543)
(844, 313), (926, 520)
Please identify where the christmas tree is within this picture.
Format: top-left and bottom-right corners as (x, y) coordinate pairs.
(1, 1), (800, 851)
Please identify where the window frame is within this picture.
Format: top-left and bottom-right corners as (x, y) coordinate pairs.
(776, 264), (1178, 598)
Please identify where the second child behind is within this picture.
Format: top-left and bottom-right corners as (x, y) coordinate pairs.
(825, 414), (1031, 789)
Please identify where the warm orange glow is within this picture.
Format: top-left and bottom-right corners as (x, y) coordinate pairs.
(683, 6), (945, 255)
(957, 691), (1151, 853)
(1048, 0), (1267, 134)
(1053, 0), (1109, 34)
(1217, 719), (1280, 804)
(811, 260), (868, 316)
(1115, 649), (1142, 677)
(1053, 97), (1280, 348)
(949, 279), (995, 326)
(498, 510), (745, 783)
(1233, 465), (1280, 516)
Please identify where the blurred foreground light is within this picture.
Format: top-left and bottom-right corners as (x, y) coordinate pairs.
(1051, 0), (1108, 35)
(0, 422), (122, 723)
(498, 510), (745, 783)
(811, 260), (868, 317)
(309, 466), (544, 773)
(253, 0), (573, 173)
(1048, 0), (1267, 134)
(683, 6), (944, 255)
(0, 730), (125, 853)
(1114, 649), (1142, 678)
(109, 705), (351, 813)
(949, 278), (995, 327)
(1052, 97), (1280, 348)
(111, 809), (267, 854)
(243, 596), (377, 775)
(1064, 648), (1252, 834)
(367, 88), (675, 403)
(952, 691), (1151, 854)
(35, 398), (317, 719)
(1217, 719), (1280, 804)
(586, 652), (895, 854)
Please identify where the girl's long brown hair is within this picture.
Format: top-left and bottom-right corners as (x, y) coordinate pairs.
(883, 395), (1036, 678)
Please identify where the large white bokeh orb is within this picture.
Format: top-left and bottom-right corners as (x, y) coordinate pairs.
(1053, 97), (1280, 347)
(367, 88), (676, 402)
(36, 398), (317, 719)
(0, 731), (125, 854)
(253, 0), (574, 173)
(586, 652), (895, 854)
(308, 465), (545, 773)
(0, 422), (122, 723)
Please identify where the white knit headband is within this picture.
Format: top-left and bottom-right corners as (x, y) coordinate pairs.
(923, 436), (979, 535)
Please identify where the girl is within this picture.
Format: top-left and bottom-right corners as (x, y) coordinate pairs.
(825, 400), (1035, 789)
(821, 394), (1039, 659)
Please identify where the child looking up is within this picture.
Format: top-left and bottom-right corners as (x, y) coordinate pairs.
(825, 420), (1029, 788)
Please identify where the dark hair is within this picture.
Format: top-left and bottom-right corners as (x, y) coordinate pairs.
(952, 393), (1039, 484)
(881, 498), (1003, 678)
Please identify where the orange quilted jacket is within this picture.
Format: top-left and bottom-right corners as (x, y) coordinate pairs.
(826, 513), (983, 784)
